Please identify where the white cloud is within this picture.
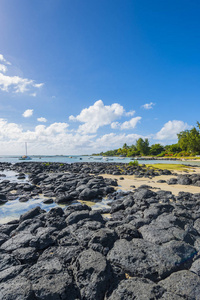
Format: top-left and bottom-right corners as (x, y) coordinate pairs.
(31, 93), (37, 97)
(155, 120), (190, 140)
(0, 54), (11, 65)
(69, 100), (139, 134)
(126, 110), (135, 116)
(37, 117), (47, 123)
(0, 73), (44, 94)
(0, 53), (43, 95)
(69, 100), (125, 133)
(111, 116), (141, 130)
(142, 102), (155, 110)
(0, 118), (97, 155)
(120, 117), (142, 130)
(0, 64), (7, 73)
(23, 109), (33, 118)
(0, 119), (23, 141)
(0, 117), (144, 155)
(111, 122), (120, 129)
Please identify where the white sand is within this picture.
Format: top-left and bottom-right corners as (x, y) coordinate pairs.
(102, 171), (200, 196)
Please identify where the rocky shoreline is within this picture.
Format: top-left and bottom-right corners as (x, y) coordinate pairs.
(1, 162), (200, 299)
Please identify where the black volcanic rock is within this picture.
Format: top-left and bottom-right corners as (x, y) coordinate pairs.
(0, 161), (200, 299)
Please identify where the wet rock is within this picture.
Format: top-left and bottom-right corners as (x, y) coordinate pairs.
(66, 210), (90, 225)
(12, 247), (39, 264)
(177, 175), (192, 185)
(0, 223), (18, 235)
(0, 265), (26, 283)
(39, 245), (82, 266)
(115, 223), (141, 241)
(190, 257), (200, 276)
(133, 188), (156, 200)
(167, 178), (178, 185)
(160, 270), (200, 299)
(20, 206), (45, 222)
(1, 232), (34, 251)
(0, 253), (19, 272)
(42, 198), (53, 204)
(0, 276), (35, 300)
(73, 249), (113, 300)
(157, 179), (166, 183)
(89, 228), (118, 253)
(106, 277), (165, 300)
(55, 193), (74, 203)
(44, 206), (67, 230)
(107, 239), (196, 281)
(79, 187), (99, 200)
(29, 227), (56, 250)
(0, 193), (7, 200)
(19, 196), (29, 202)
(0, 198), (7, 204)
(64, 203), (91, 217)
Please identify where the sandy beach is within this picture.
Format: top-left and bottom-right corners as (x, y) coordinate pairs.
(102, 167), (200, 196)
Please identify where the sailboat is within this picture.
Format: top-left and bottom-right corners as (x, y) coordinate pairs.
(19, 142), (32, 160)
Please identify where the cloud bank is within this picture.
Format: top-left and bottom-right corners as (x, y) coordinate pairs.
(0, 99), (192, 155)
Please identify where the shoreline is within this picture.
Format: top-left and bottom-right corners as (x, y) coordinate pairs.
(1, 162), (200, 298)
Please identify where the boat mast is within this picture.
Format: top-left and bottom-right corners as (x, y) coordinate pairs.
(25, 142), (27, 156)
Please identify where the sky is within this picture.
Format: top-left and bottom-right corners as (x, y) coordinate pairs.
(0, 0), (200, 155)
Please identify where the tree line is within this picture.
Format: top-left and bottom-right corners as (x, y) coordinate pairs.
(94, 122), (200, 157)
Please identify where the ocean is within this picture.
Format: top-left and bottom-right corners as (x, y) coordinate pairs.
(0, 155), (200, 165)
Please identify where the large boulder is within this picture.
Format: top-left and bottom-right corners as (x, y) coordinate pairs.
(160, 270), (200, 299)
(73, 249), (113, 300)
(106, 277), (165, 300)
(107, 239), (196, 281)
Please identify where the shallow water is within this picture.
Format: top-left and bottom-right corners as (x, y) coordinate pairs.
(0, 196), (112, 224)
(0, 154), (200, 166)
(0, 169), (113, 224)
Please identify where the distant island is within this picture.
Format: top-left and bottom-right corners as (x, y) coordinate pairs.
(93, 122), (200, 159)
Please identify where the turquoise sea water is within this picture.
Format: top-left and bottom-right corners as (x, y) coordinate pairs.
(0, 155), (200, 165)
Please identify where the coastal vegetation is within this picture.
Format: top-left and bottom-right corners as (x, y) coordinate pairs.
(94, 122), (200, 158)
(146, 163), (192, 172)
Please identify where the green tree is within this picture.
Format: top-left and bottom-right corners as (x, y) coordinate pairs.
(150, 144), (165, 156)
(136, 138), (150, 155)
(178, 122), (200, 154)
(168, 144), (182, 154)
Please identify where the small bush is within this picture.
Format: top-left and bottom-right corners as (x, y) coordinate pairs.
(129, 160), (139, 166)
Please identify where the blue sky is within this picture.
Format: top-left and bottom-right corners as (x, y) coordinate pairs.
(0, 0), (199, 155)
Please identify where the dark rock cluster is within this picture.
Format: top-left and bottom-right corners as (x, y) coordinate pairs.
(9, 161), (172, 178)
(1, 162), (200, 299)
(167, 173), (200, 187)
(0, 163), (118, 204)
(0, 161), (173, 205)
(0, 185), (200, 299)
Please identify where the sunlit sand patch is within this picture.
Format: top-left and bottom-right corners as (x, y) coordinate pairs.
(102, 213), (111, 219)
(78, 200), (96, 207)
(101, 173), (200, 196)
(9, 190), (17, 194)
